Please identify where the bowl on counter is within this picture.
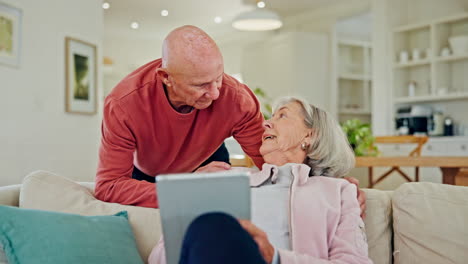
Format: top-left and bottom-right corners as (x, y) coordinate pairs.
(449, 35), (468, 55)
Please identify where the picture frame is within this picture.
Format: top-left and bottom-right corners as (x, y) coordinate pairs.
(0, 2), (22, 67)
(65, 37), (97, 115)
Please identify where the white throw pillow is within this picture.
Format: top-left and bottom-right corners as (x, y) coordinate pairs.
(19, 170), (162, 262)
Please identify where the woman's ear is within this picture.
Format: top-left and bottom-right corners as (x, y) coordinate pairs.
(305, 129), (314, 141)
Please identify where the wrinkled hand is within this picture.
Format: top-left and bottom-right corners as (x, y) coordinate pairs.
(344, 177), (367, 219)
(238, 219), (275, 263)
(194, 161), (231, 173)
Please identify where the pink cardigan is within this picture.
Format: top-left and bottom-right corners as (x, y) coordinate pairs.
(149, 164), (372, 264)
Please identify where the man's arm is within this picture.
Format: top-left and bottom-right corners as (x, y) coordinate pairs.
(231, 85), (265, 169)
(95, 99), (158, 208)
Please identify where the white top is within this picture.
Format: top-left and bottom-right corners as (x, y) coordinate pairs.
(250, 163), (294, 251)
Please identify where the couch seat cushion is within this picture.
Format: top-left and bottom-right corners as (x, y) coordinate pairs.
(19, 171), (161, 262)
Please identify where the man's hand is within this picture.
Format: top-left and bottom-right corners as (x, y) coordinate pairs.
(194, 161), (231, 173)
(344, 177), (367, 219)
(238, 219), (275, 263)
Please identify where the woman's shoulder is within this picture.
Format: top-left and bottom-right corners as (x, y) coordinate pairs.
(307, 176), (357, 197)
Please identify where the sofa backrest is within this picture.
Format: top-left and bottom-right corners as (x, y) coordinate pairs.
(392, 182), (468, 264)
(1, 176), (394, 264)
(0, 185), (20, 207)
(363, 188), (393, 264)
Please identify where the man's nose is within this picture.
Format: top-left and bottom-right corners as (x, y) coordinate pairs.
(206, 82), (220, 100)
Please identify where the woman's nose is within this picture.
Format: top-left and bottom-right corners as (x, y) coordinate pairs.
(263, 120), (272, 129)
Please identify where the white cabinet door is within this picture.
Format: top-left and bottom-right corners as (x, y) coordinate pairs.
(420, 137), (468, 183)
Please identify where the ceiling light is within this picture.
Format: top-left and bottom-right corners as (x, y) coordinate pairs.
(102, 2), (110, 9)
(214, 16), (222, 24)
(130, 22), (139, 29)
(161, 9), (169, 17)
(257, 1), (266, 8)
(232, 9), (282, 31)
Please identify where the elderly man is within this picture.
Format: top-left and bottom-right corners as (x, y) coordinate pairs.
(95, 26), (265, 208)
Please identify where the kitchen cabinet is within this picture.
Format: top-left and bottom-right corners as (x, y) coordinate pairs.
(336, 39), (372, 123)
(393, 13), (468, 104)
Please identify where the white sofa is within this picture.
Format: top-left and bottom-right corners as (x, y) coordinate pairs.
(1, 170), (468, 264)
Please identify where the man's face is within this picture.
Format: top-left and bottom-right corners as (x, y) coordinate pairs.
(167, 59), (224, 110)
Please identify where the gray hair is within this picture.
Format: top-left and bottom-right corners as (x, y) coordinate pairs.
(273, 97), (355, 177)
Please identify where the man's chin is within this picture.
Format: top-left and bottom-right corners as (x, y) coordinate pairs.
(194, 100), (213, 109)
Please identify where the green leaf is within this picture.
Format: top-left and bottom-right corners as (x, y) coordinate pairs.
(341, 118), (379, 157)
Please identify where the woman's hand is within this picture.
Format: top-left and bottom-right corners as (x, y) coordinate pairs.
(194, 161), (231, 173)
(344, 177), (366, 219)
(238, 219), (275, 263)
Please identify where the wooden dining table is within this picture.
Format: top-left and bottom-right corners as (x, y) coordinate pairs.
(355, 156), (468, 186)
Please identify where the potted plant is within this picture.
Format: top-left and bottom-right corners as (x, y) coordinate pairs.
(253, 87), (273, 119)
(341, 119), (379, 156)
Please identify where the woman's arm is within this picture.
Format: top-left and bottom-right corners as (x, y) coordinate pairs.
(278, 183), (372, 264)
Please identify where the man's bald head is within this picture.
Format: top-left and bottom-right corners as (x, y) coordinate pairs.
(162, 25), (223, 72)
(157, 25), (225, 111)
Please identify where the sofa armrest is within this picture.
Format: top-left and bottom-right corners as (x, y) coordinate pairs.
(0, 184), (21, 207)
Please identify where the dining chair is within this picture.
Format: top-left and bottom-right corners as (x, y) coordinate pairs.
(368, 135), (429, 188)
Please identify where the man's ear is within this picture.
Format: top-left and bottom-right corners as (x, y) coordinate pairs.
(156, 68), (171, 87)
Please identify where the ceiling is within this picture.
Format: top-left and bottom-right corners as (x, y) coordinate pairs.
(103, 0), (344, 40)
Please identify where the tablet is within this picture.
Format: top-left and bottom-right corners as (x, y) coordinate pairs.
(156, 171), (251, 264)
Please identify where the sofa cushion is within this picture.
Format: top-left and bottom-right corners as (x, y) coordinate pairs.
(393, 182), (468, 264)
(363, 188), (393, 264)
(0, 185), (20, 207)
(19, 170), (162, 262)
(0, 244), (7, 264)
(0, 207), (143, 264)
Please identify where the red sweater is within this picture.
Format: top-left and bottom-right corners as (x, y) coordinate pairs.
(95, 59), (265, 208)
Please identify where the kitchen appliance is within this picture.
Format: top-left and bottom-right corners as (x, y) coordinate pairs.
(396, 106), (432, 135)
(428, 111), (444, 136)
(444, 117), (454, 136)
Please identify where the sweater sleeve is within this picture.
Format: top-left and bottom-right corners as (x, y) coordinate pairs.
(278, 184), (372, 264)
(148, 236), (167, 264)
(95, 99), (158, 208)
(231, 85), (265, 169)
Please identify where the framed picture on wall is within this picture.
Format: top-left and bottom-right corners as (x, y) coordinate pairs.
(65, 37), (97, 114)
(0, 2), (22, 67)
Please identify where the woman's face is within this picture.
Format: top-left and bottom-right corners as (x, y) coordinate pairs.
(260, 101), (312, 164)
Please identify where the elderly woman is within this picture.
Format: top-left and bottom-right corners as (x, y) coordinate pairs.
(150, 96), (372, 264)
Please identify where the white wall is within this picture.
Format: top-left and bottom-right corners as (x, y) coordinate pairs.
(240, 32), (330, 111)
(103, 35), (163, 96)
(102, 32), (268, 96)
(0, 0), (103, 185)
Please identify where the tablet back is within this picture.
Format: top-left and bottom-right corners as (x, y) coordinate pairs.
(156, 171), (251, 264)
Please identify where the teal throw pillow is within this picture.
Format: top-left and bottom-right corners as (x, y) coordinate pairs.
(0, 206), (143, 264)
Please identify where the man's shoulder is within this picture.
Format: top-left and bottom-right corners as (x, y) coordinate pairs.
(107, 59), (162, 102)
(219, 74), (258, 108)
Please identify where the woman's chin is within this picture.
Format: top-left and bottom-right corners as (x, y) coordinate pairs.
(261, 152), (279, 165)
